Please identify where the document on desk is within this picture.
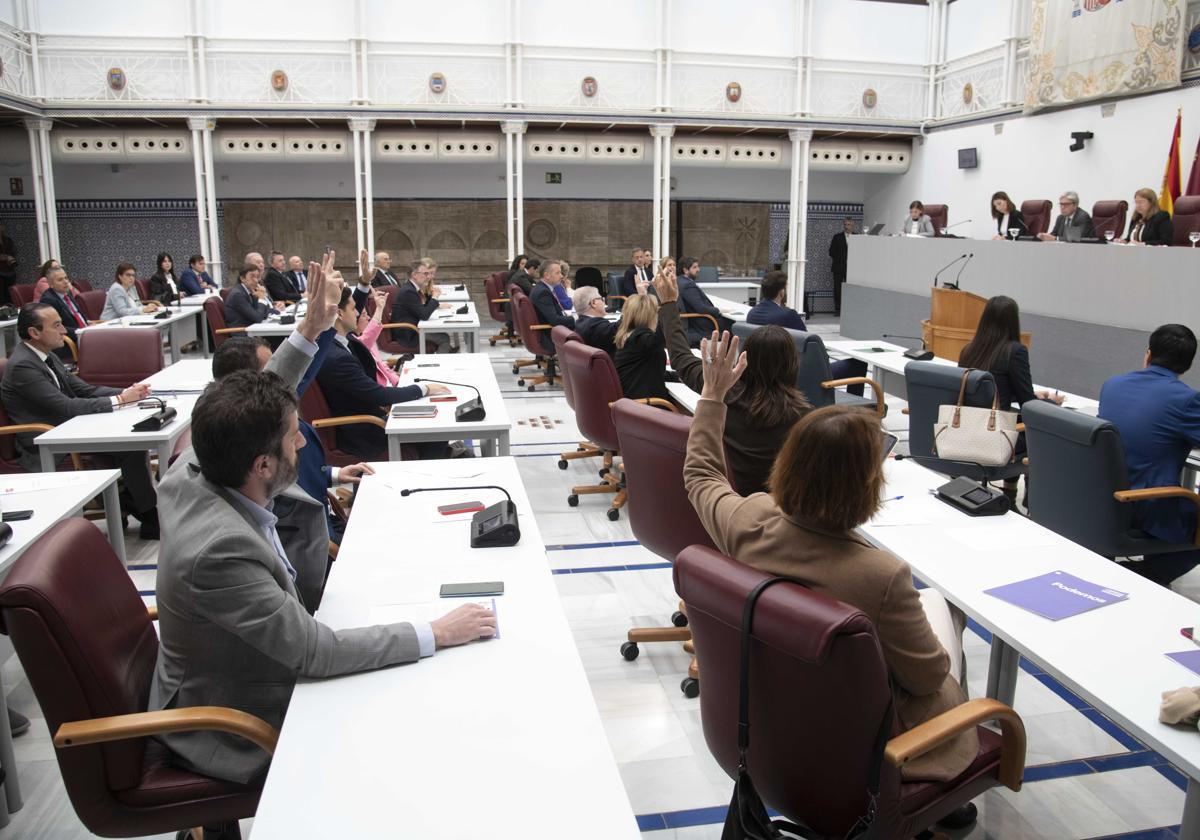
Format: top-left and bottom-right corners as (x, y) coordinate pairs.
(370, 598), (500, 639)
(984, 571), (1129, 621)
(1165, 649), (1200, 677)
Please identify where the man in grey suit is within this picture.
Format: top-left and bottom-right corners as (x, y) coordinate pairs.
(150, 261), (495, 805)
(0, 303), (159, 537)
(1039, 190), (1096, 242)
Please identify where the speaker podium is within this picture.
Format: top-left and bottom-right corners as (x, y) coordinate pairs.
(920, 287), (1030, 363)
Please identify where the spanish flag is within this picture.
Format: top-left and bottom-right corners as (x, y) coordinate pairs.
(1161, 110), (1182, 216)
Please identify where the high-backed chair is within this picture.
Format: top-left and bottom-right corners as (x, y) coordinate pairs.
(1171, 196), (1200, 246)
(551, 325), (601, 470)
(511, 290), (560, 392)
(731, 322), (883, 415)
(0, 359), (81, 473)
(605, 272), (624, 305)
(219, 287), (231, 301)
(0, 519), (273, 837)
(905, 360), (1024, 482)
(1091, 200), (1128, 240)
(10, 284), (36, 308)
(297, 379), (389, 467)
(76, 328), (163, 388)
(507, 283), (542, 374)
(575, 266), (604, 296)
(675, 545), (1025, 839)
(925, 204), (949, 234)
(1023, 399), (1200, 562)
(485, 271), (516, 346)
(72, 278), (94, 293)
(613, 398), (716, 697)
(202, 296), (246, 350)
(1019, 199), (1052, 237)
(75, 289), (108, 322)
(134, 279), (152, 302)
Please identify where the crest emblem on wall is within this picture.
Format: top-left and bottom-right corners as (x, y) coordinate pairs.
(725, 82), (742, 103)
(107, 67), (126, 91)
(429, 72), (447, 94)
(271, 69), (288, 92)
(962, 82), (974, 105)
(862, 88), (878, 109)
(581, 76), (598, 98)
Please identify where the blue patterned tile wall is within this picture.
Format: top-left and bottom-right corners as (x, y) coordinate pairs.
(769, 201), (864, 314)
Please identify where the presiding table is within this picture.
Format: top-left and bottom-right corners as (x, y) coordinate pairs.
(249, 457), (640, 839)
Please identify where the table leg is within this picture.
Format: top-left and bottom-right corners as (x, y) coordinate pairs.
(167, 322), (181, 364)
(388, 436), (402, 461)
(1181, 779), (1200, 840)
(497, 431), (510, 457)
(0, 637), (23, 819)
(102, 480), (128, 566)
(469, 329), (477, 354)
(198, 309), (210, 358)
(38, 447), (55, 474)
(0, 325), (8, 358)
(985, 636), (1020, 707)
(480, 438), (495, 457)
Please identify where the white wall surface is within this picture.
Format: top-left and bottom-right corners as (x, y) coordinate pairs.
(810, 0), (929, 64)
(32, 0), (190, 37)
(0, 0), (18, 26)
(945, 0), (1011, 61)
(671, 0), (796, 57)
(365, 0), (505, 45)
(864, 85), (1200, 240)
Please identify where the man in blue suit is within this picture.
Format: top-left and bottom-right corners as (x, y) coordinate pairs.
(1099, 324), (1200, 587)
(676, 257), (732, 346)
(180, 254), (217, 296)
(746, 270), (868, 395)
(529, 259), (575, 354)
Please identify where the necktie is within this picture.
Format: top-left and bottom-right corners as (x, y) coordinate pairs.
(64, 295), (85, 328)
(297, 272), (306, 291)
(45, 357), (68, 395)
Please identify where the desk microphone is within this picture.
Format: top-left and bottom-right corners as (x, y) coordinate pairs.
(932, 254), (967, 288)
(882, 334), (934, 361)
(279, 300), (299, 325)
(944, 253), (974, 291)
(131, 397), (177, 432)
(414, 377), (486, 422)
(400, 485), (520, 547)
(938, 219), (973, 238)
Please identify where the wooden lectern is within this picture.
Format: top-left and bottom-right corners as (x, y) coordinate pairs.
(920, 287), (1031, 362)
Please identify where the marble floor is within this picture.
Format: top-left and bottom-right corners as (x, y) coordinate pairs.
(4, 315), (1199, 839)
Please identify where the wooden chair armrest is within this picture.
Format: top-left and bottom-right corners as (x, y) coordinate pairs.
(1114, 487), (1200, 544)
(1016, 422), (1026, 432)
(820, 376), (886, 417)
(901, 407), (910, 415)
(379, 322), (418, 331)
(679, 313), (720, 332)
(328, 539), (339, 560)
(885, 698), (1026, 791)
(214, 327), (247, 336)
(88, 320), (107, 325)
(54, 706), (278, 755)
(1022, 457), (1029, 466)
(62, 336), (77, 361)
(611, 398), (680, 413)
(311, 415), (388, 430)
(327, 489), (349, 522)
(490, 297), (509, 304)
(0, 423), (54, 436)
(530, 324), (552, 331)
(607, 294), (628, 301)
(146, 605), (158, 621)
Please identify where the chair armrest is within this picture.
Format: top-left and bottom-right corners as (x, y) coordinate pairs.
(607, 294), (628, 302)
(610, 398), (680, 413)
(214, 327), (247, 336)
(88, 320), (106, 325)
(328, 539), (339, 560)
(1114, 487), (1200, 545)
(327, 489), (349, 522)
(490, 297), (509, 304)
(884, 697), (1026, 791)
(54, 706), (279, 755)
(1016, 423), (1026, 432)
(62, 336), (78, 361)
(901, 407), (910, 416)
(379, 322), (418, 331)
(820, 376), (886, 417)
(311, 415), (388, 430)
(146, 605), (158, 621)
(530, 324), (552, 331)
(680, 313), (720, 333)
(0, 423), (54, 436)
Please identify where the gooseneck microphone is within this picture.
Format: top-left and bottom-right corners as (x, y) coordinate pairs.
(414, 377), (486, 422)
(131, 397), (177, 432)
(932, 254), (968, 288)
(944, 253), (974, 291)
(400, 485), (519, 547)
(882, 334), (934, 361)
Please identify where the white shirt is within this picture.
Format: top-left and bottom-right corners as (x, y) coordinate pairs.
(999, 212), (1011, 235)
(909, 220), (920, 235)
(25, 341), (121, 407)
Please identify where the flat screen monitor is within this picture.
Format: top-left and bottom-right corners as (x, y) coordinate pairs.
(958, 148), (978, 169)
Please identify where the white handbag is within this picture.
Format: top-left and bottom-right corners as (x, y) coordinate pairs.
(933, 369), (1019, 466)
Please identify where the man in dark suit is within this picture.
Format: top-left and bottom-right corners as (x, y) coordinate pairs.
(618, 248), (649, 306)
(1039, 191), (1096, 242)
(747, 270), (867, 394)
(503, 259), (537, 336)
(529, 260), (575, 354)
(263, 251), (301, 303)
(370, 251), (401, 288)
(0, 303), (160, 537)
(571, 285), (617, 357)
(225, 264), (278, 328)
(179, 254), (217, 296)
(390, 259), (448, 352)
(318, 286), (451, 459)
(676, 257), (732, 347)
(285, 255), (309, 296)
(38, 266), (88, 360)
(828, 217), (853, 314)
(1099, 324), (1200, 587)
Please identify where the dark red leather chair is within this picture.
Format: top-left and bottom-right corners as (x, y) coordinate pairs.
(1172, 196), (1200, 246)
(76, 328), (163, 389)
(550, 325), (600, 471)
(297, 378), (390, 467)
(1020, 200), (1052, 237)
(219, 287), (231, 301)
(674, 545), (1027, 838)
(74, 289), (107, 322)
(368, 285), (422, 355)
(0, 518), (273, 837)
(203, 296), (245, 350)
(134, 279), (152, 302)
(511, 290), (560, 392)
(72, 278), (94, 292)
(924, 204), (949, 235)
(485, 271), (516, 346)
(613, 397), (716, 696)
(507, 283), (542, 376)
(10, 284), (37, 308)
(1091, 200), (1128, 240)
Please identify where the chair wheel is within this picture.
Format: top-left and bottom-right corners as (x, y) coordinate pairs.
(681, 677), (700, 698)
(527, 385), (536, 392)
(620, 641), (639, 661)
(489, 337), (497, 346)
(607, 508), (620, 521)
(558, 459), (569, 470)
(671, 610), (689, 628)
(517, 378), (524, 386)
(512, 366), (520, 374)
(599, 467), (609, 477)
(567, 494), (579, 507)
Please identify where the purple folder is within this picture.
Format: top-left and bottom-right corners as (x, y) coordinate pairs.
(984, 571), (1128, 621)
(1166, 649), (1200, 677)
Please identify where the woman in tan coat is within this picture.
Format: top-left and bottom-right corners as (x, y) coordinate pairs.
(683, 330), (977, 786)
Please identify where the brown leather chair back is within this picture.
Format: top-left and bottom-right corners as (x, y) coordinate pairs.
(485, 271), (509, 323)
(73, 278), (94, 292)
(1020, 200), (1052, 237)
(1090, 200), (1127, 239)
(512, 290), (551, 356)
(1172, 196), (1200, 246)
(561, 339), (622, 452)
(924, 204), (948, 235)
(612, 399), (716, 560)
(219, 287), (231, 301)
(77, 328), (163, 388)
(203, 296), (231, 348)
(550, 325), (583, 408)
(75, 289), (107, 321)
(10, 284), (37, 308)
(134, 279), (152, 301)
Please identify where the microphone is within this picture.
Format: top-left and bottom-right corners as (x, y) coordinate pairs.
(882, 333), (934, 361)
(944, 253), (974, 291)
(414, 377), (486, 422)
(131, 396), (177, 432)
(932, 254), (967, 288)
(400, 485), (520, 547)
(280, 300), (299, 325)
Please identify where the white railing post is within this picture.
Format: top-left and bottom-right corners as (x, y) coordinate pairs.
(787, 128), (812, 313)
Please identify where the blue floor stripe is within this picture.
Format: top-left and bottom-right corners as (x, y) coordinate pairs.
(512, 452), (565, 458)
(128, 563), (157, 571)
(1155, 763), (1189, 792)
(1086, 750), (1167, 773)
(137, 589), (155, 597)
(1033, 672), (1092, 710)
(1079, 708), (1148, 752)
(662, 804), (729, 829)
(544, 539), (642, 551)
(1022, 759), (1094, 782)
(1090, 827), (1180, 840)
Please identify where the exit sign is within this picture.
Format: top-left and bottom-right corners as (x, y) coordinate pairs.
(545, 172), (562, 184)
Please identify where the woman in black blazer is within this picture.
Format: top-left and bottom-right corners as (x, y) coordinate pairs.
(990, 191), (1027, 240)
(1122, 187), (1174, 246)
(148, 251), (180, 305)
(614, 293), (672, 403)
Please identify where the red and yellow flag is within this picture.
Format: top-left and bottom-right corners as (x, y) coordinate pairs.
(1161, 110), (1182, 215)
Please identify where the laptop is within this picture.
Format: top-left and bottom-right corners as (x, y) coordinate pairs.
(867, 223), (886, 236)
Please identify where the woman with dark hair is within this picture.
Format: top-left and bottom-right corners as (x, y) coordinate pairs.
(506, 253), (527, 280)
(655, 271), (810, 493)
(990, 191), (1027, 240)
(1121, 187), (1174, 246)
(149, 251), (180, 305)
(683, 332), (977, 792)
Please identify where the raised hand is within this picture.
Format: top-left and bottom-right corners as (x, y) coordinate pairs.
(652, 271), (677, 302)
(699, 330), (747, 402)
(296, 259), (338, 342)
(358, 248), (371, 284)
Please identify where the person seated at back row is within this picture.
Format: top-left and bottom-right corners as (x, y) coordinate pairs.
(990, 191), (1027, 240)
(225, 264), (283, 328)
(530, 259), (575, 354)
(103, 262), (161, 319)
(902, 201), (935, 237)
(1120, 187), (1174, 246)
(390, 259), (451, 353)
(572, 285), (618, 358)
(746, 271), (868, 396)
(1099, 324), (1200, 588)
(1038, 191), (1095, 242)
(676, 256), (733, 346)
(179, 254), (218, 296)
(38, 265), (87, 360)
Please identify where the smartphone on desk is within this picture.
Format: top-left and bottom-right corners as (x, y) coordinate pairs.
(2, 510), (33, 522)
(441, 581), (504, 598)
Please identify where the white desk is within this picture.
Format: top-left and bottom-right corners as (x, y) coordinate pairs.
(0, 469), (124, 822)
(0, 318), (16, 357)
(704, 293), (749, 323)
(34, 396), (197, 477)
(250, 458), (640, 840)
(179, 291), (220, 306)
(143, 359), (214, 394)
(864, 457), (1200, 838)
(420, 301), (481, 353)
(667, 381), (700, 414)
(386, 353), (511, 460)
(434, 283), (470, 302)
(698, 280), (759, 306)
(77, 307), (206, 364)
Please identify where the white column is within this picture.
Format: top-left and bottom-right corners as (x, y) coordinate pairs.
(661, 127), (673, 257)
(349, 121), (365, 259)
(787, 128), (812, 313)
(1003, 0), (1022, 106)
(187, 116), (212, 275)
(502, 121), (527, 257)
(199, 121), (221, 284)
(793, 0), (808, 116)
(925, 0), (941, 121)
(503, 129), (515, 261)
(24, 119), (57, 262)
(25, 123), (47, 261)
(349, 119), (377, 253)
(651, 130), (662, 261)
(651, 125), (674, 262)
(37, 123), (59, 258)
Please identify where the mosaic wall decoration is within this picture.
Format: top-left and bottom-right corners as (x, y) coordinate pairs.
(768, 201), (864, 314)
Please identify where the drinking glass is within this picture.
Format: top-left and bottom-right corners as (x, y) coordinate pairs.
(1190, 231), (1200, 248)
(939, 228), (948, 236)
(1104, 230), (1115, 243)
(1008, 228), (1020, 241)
